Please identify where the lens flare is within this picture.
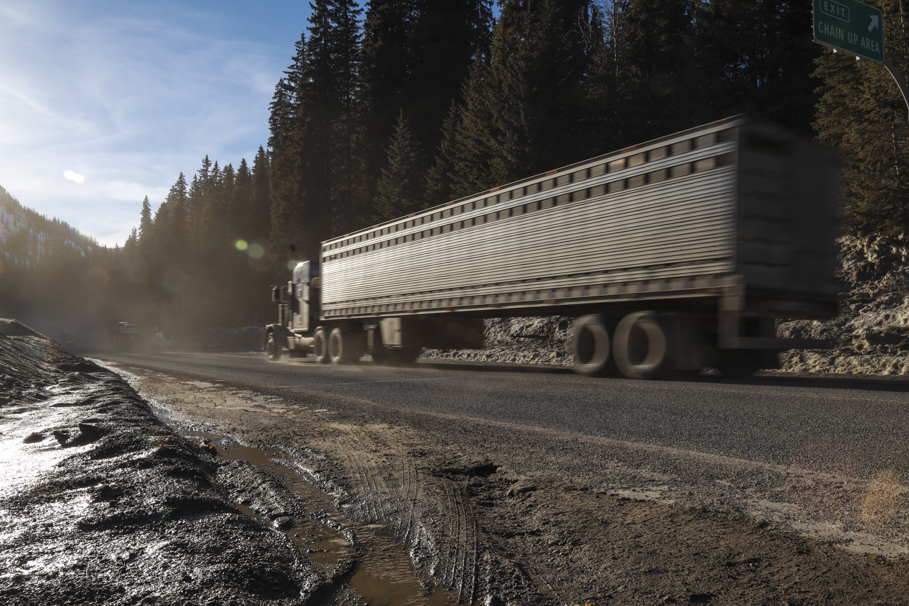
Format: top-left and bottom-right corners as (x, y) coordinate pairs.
(63, 170), (86, 184)
(247, 243), (264, 260)
(235, 239), (248, 252)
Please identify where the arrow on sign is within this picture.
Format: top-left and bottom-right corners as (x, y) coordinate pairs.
(870, 15), (880, 31)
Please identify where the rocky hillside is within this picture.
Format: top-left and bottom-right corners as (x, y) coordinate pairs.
(780, 236), (909, 375)
(0, 185), (95, 268)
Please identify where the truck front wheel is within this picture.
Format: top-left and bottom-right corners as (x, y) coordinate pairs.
(613, 312), (669, 380)
(265, 332), (282, 361)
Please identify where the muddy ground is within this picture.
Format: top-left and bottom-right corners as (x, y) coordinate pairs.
(5, 319), (909, 605)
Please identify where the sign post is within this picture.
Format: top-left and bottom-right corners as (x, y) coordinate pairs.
(813, 0), (909, 117)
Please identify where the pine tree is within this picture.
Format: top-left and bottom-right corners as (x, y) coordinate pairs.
(409, 0), (493, 155)
(697, 0), (821, 133)
(138, 196), (154, 255)
(425, 101), (461, 204)
(451, 0), (594, 193)
(814, 0), (909, 236)
(450, 57), (497, 196)
(361, 0), (418, 167)
(606, 0), (702, 141)
(375, 113), (427, 221)
(250, 147), (272, 249)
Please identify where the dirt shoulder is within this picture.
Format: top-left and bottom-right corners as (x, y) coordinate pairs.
(117, 360), (909, 606)
(0, 324), (343, 605)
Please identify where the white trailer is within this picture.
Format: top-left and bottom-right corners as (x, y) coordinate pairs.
(266, 117), (840, 378)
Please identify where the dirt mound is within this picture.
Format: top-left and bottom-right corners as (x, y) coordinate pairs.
(0, 324), (334, 604)
(0, 318), (44, 338)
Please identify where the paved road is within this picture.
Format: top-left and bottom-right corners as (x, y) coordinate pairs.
(88, 350), (909, 475)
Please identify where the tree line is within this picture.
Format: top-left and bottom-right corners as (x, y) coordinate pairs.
(7, 0), (909, 339)
(130, 0), (825, 337)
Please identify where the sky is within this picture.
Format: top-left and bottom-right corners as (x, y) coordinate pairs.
(0, 0), (314, 247)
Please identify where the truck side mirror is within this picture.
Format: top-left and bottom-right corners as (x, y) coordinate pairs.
(271, 286), (282, 303)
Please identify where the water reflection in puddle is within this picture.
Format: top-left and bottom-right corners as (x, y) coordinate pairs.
(204, 440), (464, 606)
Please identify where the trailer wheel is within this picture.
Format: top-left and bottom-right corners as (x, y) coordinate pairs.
(571, 315), (613, 376)
(329, 328), (358, 365)
(265, 332), (282, 361)
(717, 349), (762, 378)
(613, 312), (669, 380)
(313, 328), (331, 364)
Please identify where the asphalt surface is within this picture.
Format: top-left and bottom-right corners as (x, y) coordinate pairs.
(86, 349), (909, 479)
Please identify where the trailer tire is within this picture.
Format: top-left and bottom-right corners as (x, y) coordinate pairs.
(265, 332), (282, 361)
(717, 349), (762, 378)
(313, 328), (331, 364)
(571, 315), (613, 376)
(613, 312), (669, 380)
(329, 328), (358, 365)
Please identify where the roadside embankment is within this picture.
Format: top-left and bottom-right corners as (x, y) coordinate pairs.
(0, 320), (336, 605)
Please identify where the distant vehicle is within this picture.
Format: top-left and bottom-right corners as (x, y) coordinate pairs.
(265, 117), (840, 379)
(108, 322), (142, 350)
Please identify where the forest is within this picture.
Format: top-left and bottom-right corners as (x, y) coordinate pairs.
(3, 0), (909, 340)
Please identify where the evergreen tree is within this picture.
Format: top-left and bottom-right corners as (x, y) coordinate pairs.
(697, 0), (821, 133)
(450, 58), (498, 196)
(138, 196), (154, 256)
(608, 0), (701, 141)
(451, 0), (594, 192)
(814, 0), (909, 235)
(375, 113), (427, 221)
(409, 0), (493, 155)
(425, 101), (462, 204)
(360, 0), (492, 184)
(251, 146), (272, 248)
(361, 0), (417, 162)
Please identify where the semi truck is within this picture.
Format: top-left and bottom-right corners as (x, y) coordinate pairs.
(265, 117), (840, 379)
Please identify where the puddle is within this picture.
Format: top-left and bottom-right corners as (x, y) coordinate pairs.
(195, 438), (465, 606)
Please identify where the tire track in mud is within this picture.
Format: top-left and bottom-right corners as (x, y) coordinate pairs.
(440, 479), (478, 604)
(399, 452), (421, 544)
(319, 422), (480, 603)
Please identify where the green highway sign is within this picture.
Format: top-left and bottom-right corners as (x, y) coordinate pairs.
(813, 0), (884, 63)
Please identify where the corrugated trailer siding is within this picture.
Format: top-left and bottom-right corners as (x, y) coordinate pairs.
(322, 165), (739, 316)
